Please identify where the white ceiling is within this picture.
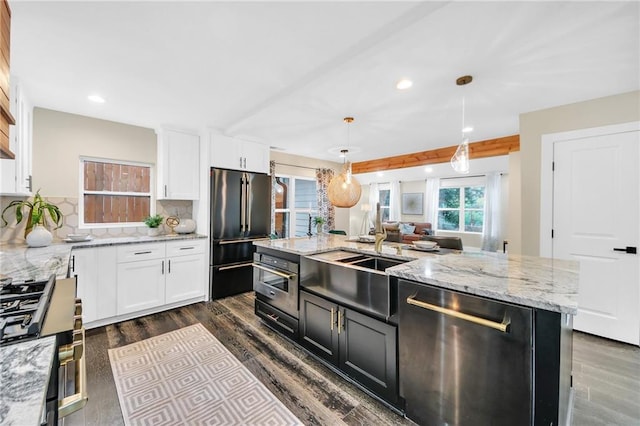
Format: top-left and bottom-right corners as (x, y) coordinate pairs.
(9, 1), (640, 164)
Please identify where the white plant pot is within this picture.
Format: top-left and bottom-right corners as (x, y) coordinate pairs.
(147, 227), (161, 237)
(26, 225), (53, 247)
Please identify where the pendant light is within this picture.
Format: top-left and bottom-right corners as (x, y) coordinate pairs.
(451, 75), (473, 174)
(327, 117), (362, 208)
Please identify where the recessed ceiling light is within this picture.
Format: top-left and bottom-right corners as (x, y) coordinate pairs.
(462, 126), (474, 133)
(396, 79), (413, 90)
(424, 166), (434, 173)
(88, 94), (105, 103)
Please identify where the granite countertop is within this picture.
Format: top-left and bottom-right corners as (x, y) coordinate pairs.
(0, 234), (207, 282)
(0, 336), (57, 426)
(255, 234), (579, 314)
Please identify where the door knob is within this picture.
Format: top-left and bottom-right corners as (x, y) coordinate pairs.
(613, 246), (637, 254)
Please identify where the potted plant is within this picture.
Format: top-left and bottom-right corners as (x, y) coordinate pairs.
(1, 190), (63, 247)
(313, 216), (326, 234)
(144, 214), (164, 237)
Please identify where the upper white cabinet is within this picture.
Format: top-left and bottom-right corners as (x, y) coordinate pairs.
(157, 128), (200, 200)
(210, 132), (269, 174)
(0, 78), (32, 195)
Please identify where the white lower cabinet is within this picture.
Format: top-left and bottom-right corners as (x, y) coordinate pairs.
(71, 246), (117, 324)
(117, 258), (166, 315)
(73, 239), (206, 327)
(165, 240), (206, 303)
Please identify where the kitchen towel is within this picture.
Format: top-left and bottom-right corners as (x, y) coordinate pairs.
(109, 323), (301, 425)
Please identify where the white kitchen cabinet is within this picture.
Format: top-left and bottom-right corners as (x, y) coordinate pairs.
(157, 128), (200, 200)
(116, 239), (206, 316)
(165, 239), (206, 303)
(70, 246), (117, 325)
(116, 243), (166, 315)
(0, 78), (32, 195)
(210, 132), (269, 174)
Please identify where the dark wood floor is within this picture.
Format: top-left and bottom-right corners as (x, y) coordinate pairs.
(64, 293), (640, 426)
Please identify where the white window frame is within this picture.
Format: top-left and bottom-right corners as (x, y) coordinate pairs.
(378, 183), (391, 222)
(437, 176), (485, 234)
(79, 156), (155, 229)
(274, 174), (316, 238)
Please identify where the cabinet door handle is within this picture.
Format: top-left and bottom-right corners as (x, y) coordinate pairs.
(134, 251), (152, 255)
(179, 246), (195, 250)
(613, 246), (637, 254)
(243, 157), (247, 169)
(71, 255), (76, 272)
(406, 295), (511, 333)
(168, 259), (171, 274)
(26, 175), (32, 192)
(161, 260), (164, 274)
(330, 308), (334, 331)
(164, 185), (167, 197)
(337, 309), (342, 335)
(239, 157), (243, 168)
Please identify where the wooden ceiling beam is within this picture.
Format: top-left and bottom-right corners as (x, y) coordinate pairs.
(351, 134), (520, 174)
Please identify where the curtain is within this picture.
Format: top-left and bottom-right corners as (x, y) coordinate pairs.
(269, 161), (276, 236)
(481, 172), (502, 252)
(389, 180), (401, 222)
(424, 177), (440, 229)
(315, 168), (335, 232)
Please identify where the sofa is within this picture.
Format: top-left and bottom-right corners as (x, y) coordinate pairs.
(377, 222), (433, 244)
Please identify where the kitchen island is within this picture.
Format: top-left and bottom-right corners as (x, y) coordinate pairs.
(254, 234), (579, 426)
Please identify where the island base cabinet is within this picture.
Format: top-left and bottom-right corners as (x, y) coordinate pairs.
(398, 279), (533, 426)
(117, 258), (165, 315)
(299, 290), (398, 405)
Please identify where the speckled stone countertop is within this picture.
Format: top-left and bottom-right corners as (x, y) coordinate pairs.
(0, 336), (56, 426)
(0, 234), (207, 282)
(255, 235), (579, 314)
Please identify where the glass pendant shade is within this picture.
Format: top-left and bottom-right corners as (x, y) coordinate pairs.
(451, 138), (470, 174)
(328, 162), (362, 208)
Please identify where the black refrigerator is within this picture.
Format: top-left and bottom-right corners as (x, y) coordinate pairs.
(210, 168), (271, 299)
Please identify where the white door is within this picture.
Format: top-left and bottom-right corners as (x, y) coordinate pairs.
(552, 129), (639, 345)
(165, 254), (206, 303)
(117, 259), (165, 315)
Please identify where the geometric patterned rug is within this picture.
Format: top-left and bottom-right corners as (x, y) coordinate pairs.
(109, 323), (302, 425)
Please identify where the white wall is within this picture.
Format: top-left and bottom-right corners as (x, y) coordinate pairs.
(32, 108), (157, 198)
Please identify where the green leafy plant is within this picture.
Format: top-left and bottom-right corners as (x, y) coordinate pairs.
(312, 216), (326, 226)
(1, 190), (63, 237)
(144, 214), (164, 228)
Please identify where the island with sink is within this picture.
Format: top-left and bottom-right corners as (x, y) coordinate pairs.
(253, 234), (579, 426)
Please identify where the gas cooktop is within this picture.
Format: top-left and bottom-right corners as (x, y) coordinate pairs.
(0, 275), (55, 344)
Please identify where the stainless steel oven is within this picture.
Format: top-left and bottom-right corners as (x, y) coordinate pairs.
(252, 252), (298, 318)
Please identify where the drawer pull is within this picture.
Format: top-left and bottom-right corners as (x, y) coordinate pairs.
(406, 295), (511, 333)
(179, 246), (195, 250)
(134, 251), (152, 255)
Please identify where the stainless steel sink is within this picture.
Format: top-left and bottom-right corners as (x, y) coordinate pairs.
(339, 256), (406, 272)
(300, 250), (409, 319)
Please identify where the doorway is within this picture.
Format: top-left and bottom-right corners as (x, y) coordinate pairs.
(540, 122), (639, 345)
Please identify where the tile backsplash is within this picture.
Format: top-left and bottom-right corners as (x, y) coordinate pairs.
(0, 196), (193, 244)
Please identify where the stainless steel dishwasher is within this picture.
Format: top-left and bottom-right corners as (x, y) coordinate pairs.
(398, 279), (533, 426)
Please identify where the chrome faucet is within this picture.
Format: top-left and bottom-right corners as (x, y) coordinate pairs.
(374, 202), (386, 253)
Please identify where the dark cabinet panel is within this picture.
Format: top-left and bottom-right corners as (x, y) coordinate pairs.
(299, 290), (339, 364)
(299, 290), (398, 405)
(339, 308), (398, 405)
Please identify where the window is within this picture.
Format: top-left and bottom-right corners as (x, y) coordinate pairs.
(378, 184), (390, 222)
(80, 157), (153, 227)
(274, 175), (317, 238)
(437, 180), (484, 233)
